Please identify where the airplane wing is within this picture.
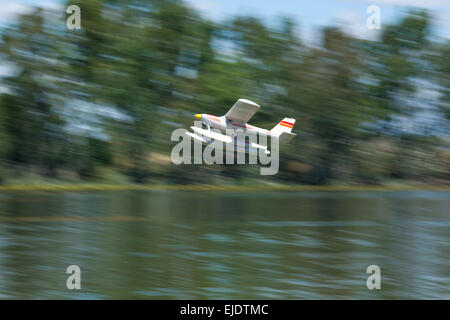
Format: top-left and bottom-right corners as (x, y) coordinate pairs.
(224, 99), (260, 123)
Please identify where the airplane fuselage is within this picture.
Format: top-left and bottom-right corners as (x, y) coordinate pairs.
(198, 114), (271, 137)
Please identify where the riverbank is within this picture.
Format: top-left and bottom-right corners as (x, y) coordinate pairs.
(0, 183), (449, 192)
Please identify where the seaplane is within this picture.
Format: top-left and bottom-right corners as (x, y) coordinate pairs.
(185, 99), (296, 155)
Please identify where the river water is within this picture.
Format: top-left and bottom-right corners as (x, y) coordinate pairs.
(0, 190), (448, 299)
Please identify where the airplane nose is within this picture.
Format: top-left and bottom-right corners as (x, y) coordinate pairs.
(194, 114), (201, 120)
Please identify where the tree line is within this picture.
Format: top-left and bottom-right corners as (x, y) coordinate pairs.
(0, 0), (448, 186)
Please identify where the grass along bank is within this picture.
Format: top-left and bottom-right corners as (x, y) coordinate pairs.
(0, 183), (449, 193)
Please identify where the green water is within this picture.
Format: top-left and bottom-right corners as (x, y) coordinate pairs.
(0, 190), (449, 299)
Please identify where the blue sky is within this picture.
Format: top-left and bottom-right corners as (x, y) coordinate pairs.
(1, 0), (449, 40)
(185, 0), (450, 41)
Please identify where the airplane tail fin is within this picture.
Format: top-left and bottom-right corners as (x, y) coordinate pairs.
(271, 118), (295, 137)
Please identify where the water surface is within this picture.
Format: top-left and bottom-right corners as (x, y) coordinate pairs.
(0, 190), (449, 299)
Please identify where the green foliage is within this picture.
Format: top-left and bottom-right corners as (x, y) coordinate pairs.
(0, 1), (447, 185)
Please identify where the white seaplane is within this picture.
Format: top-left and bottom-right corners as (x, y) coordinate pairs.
(185, 99), (296, 155)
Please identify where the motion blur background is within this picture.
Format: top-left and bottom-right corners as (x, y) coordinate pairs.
(0, 0), (449, 186)
(0, 0), (449, 300)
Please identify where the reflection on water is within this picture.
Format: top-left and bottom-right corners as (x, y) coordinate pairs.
(0, 190), (449, 299)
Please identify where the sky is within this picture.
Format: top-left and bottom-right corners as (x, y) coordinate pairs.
(185, 0), (450, 41)
(0, 0), (450, 43)
(0, 0), (449, 41)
